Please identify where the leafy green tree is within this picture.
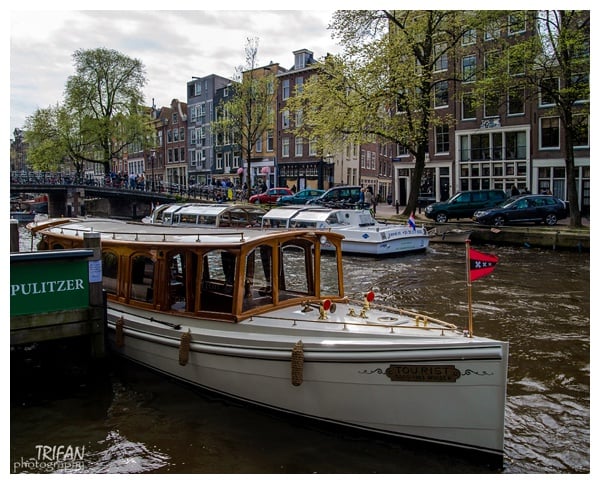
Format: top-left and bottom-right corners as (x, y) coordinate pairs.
(286, 10), (476, 216)
(25, 48), (153, 176)
(24, 105), (70, 172)
(472, 10), (589, 227)
(211, 38), (277, 200)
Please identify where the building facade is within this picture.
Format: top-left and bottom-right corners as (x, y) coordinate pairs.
(187, 74), (232, 187)
(276, 49), (334, 191)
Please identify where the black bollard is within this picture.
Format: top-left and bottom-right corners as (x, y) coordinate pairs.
(395, 201), (400, 214)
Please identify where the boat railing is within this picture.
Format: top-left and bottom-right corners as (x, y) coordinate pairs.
(49, 225), (249, 243)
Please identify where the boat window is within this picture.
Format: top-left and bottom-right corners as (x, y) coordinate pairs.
(291, 221), (317, 229)
(102, 251), (118, 295)
(243, 244), (273, 311)
(178, 214), (199, 224)
(279, 241), (314, 300)
(168, 252), (188, 311)
(201, 250), (236, 313)
(319, 246), (340, 297)
(130, 255), (154, 303)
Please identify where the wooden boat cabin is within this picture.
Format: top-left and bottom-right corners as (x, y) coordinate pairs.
(31, 219), (344, 322)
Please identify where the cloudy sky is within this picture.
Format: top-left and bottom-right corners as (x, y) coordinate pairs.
(8, 2), (353, 137)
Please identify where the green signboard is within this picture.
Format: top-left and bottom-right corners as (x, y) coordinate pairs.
(10, 259), (89, 316)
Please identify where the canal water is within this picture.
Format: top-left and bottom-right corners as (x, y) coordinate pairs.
(10, 226), (590, 474)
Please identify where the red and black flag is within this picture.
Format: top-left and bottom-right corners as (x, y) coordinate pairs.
(468, 248), (498, 282)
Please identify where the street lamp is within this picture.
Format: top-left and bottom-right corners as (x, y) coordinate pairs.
(150, 150), (156, 192)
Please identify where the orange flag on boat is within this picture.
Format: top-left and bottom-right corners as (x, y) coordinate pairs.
(468, 248), (498, 282)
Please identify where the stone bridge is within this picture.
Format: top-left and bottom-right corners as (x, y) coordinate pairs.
(10, 183), (177, 219)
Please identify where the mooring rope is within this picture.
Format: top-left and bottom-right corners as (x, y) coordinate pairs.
(291, 340), (304, 386)
(179, 329), (191, 366)
(115, 317), (124, 347)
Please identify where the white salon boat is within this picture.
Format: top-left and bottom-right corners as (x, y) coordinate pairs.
(262, 206), (429, 256)
(30, 217), (508, 462)
(143, 203), (265, 228)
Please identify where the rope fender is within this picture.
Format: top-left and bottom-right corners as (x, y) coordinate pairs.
(291, 340), (304, 386)
(179, 329), (191, 366)
(115, 317), (125, 347)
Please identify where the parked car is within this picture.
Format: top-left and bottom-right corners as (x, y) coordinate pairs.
(307, 186), (363, 207)
(424, 189), (507, 223)
(277, 188), (325, 206)
(473, 194), (568, 226)
(249, 187), (293, 204)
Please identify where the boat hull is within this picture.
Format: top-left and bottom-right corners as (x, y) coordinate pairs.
(106, 307), (507, 458)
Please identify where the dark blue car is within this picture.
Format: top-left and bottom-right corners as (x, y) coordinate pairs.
(473, 194), (568, 226)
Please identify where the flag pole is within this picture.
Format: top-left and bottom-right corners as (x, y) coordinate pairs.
(465, 239), (473, 338)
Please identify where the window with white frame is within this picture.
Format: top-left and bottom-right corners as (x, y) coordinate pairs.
(462, 92), (476, 119)
(508, 51), (525, 77)
(295, 110), (303, 127)
(179, 128), (185, 141)
(255, 137), (262, 153)
(484, 91), (500, 118)
(216, 153), (223, 170)
(462, 28), (476, 46)
(282, 138), (290, 157)
(295, 137), (303, 157)
(195, 82), (202, 96)
(462, 55), (476, 83)
(508, 13), (526, 35)
(309, 138), (317, 156)
(573, 114), (589, 148)
(508, 87), (525, 115)
(484, 50), (499, 78)
(484, 20), (501, 41)
(434, 81), (449, 108)
(282, 110), (290, 129)
(540, 77), (559, 106)
(434, 42), (448, 72)
(435, 124), (450, 154)
(267, 131), (274, 152)
(295, 77), (304, 94)
(540, 117), (560, 149)
(573, 73), (590, 104)
(282, 79), (290, 99)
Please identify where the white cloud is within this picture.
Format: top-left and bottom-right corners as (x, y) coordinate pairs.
(8, 7), (341, 136)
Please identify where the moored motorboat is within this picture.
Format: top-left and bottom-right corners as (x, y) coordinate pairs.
(262, 206), (429, 256)
(10, 211), (36, 223)
(29, 217), (508, 462)
(143, 202), (265, 228)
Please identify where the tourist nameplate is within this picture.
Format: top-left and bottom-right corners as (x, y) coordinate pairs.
(385, 365), (460, 382)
